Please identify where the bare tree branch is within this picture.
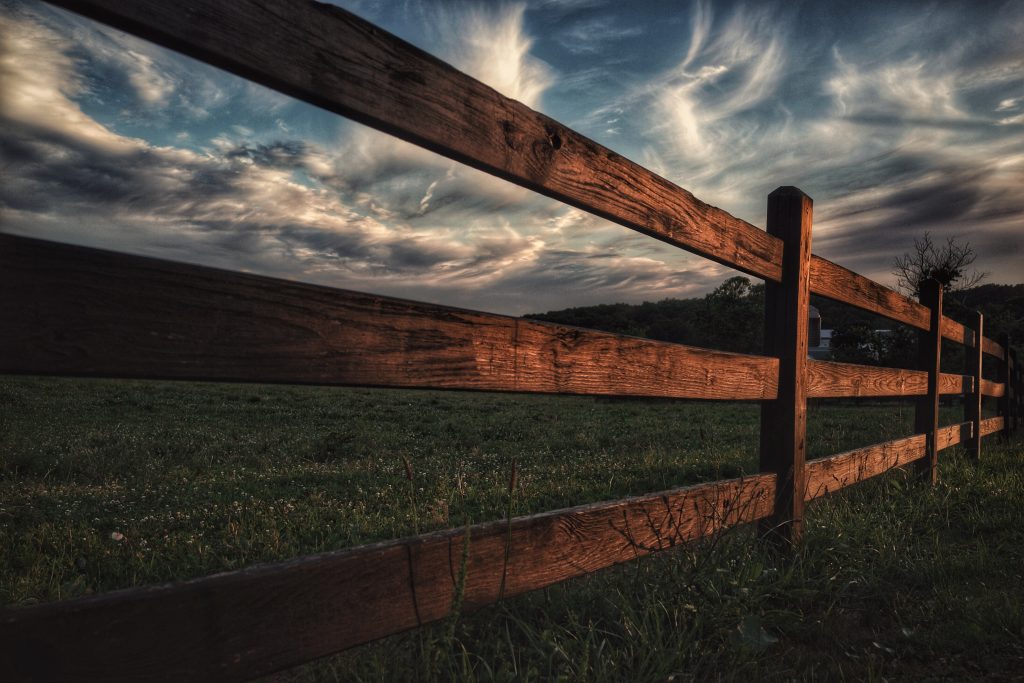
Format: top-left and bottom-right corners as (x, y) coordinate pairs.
(892, 231), (988, 298)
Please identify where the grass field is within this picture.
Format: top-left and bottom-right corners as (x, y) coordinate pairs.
(1, 376), (1022, 680)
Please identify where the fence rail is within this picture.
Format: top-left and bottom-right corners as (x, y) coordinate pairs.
(1, 0), (1020, 680)
(0, 235), (985, 403)
(0, 474), (777, 680)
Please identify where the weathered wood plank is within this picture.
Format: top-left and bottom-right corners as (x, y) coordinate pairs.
(806, 361), (925, 398)
(1015, 355), (1019, 433)
(980, 380), (1005, 398)
(809, 256), (929, 330)
(914, 279), (942, 484)
(805, 361), (968, 398)
(42, 0), (783, 281)
(978, 416), (1004, 437)
(981, 335), (1005, 360)
(805, 434), (926, 500)
(1011, 349), (1019, 435)
(939, 372), (971, 396)
(758, 187), (812, 545)
(998, 332), (1011, 438)
(805, 420), (973, 500)
(35, 1), (994, 349)
(0, 473), (776, 681)
(936, 420), (973, 451)
(963, 312), (983, 459)
(0, 234), (779, 400)
(1011, 352), (1019, 432)
(807, 258), (976, 348)
(940, 316), (973, 347)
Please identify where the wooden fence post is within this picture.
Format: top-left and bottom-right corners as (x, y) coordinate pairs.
(1000, 333), (1011, 440)
(1006, 346), (1014, 436)
(759, 187), (812, 546)
(963, 311), (983, 459)
(914, 279), (942, 483)
(1014, 348), (1020, 435)
(1011, 350), (1019, 436)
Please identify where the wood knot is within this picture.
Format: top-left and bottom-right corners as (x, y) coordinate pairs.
(500, 120), (514, 144)
(544, 125), (562, 150)
(557, 328), (582, 345)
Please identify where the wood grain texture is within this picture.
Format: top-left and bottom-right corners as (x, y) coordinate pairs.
(758, 187), (812, 545)
(1011, 350), (1019, 435)
(805, 361), (968, 398)
(0, 234), (778, 400)
(1011, 352), (1019, 432)
(980, 380), (1005, 398)
(36, 1), (993, 346)
(42, 0), (783, 281)
(998, 332), (1011, 437)
(914, 280), (942, 484)
(805, 434), (926, 500)
(963, 312), (983, 459)
(4, 234), (980, 403)
(805, 420), (973, 500)
(807, 258), (976, 348)
(940, 316), (973, 347)
(978, 416), (1004, 437)
(981, 335), (1005, 360)
(1011, 350), (1019, 436)
(0, 474), (776, 681)
(809, 256), (930, 331)
(939, 372), (971, 395)
(936, 421), (973, 451)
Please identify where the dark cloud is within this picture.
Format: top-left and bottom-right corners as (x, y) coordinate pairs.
(844, 114), (1024, 131)
(225, 141), (310, 169)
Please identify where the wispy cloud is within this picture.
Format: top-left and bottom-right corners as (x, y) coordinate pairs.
(622, 1), (1024, 288)
(650, 1), (788, 161)
(828, 49), (964, 122)
(556, 17), (643, 55)
(3, 4), (712, 314)
(2, 0), (1022, 317)
(437, 3), (553, 109)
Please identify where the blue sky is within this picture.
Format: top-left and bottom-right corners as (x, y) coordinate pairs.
(1, 0), (1022, 314)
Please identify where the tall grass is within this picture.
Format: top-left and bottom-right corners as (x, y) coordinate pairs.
(1, 376), (1021, 679)
(292, 442), (1024, 681)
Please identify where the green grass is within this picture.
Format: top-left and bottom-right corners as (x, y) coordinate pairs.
(1, 376), (1021, 679)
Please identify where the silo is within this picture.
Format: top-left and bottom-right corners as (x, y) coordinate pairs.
(808, 305), (822, 347)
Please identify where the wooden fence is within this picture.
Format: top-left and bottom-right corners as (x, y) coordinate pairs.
(0, 1), (1020, 680)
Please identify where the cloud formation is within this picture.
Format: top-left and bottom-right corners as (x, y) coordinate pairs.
(1, 0), (1022, 319)
(619, 0), (1024, 286)
(3, 1), (717, 313)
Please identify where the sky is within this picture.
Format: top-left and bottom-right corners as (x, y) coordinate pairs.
(1, 0), (1022, 315)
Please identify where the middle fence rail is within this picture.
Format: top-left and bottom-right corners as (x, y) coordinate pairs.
(0, 0), (1019, 680)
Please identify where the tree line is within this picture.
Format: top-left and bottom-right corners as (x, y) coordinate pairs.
(528, 235), (1021, 370)
(525, 278), (1024, 370)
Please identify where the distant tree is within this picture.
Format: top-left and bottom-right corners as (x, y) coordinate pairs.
(830, 324), (882, 365)
(892, 232), (987, 298)
(527, 282), (1022, 371)
(702, 276), (763, 353)
(882, 325), (918, 369)
(830, 324), (916, 368)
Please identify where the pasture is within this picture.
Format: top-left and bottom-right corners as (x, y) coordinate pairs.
(2, 376), (1021, 679)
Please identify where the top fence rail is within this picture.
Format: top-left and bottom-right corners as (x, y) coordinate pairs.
(40, 0), (1002, 357)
